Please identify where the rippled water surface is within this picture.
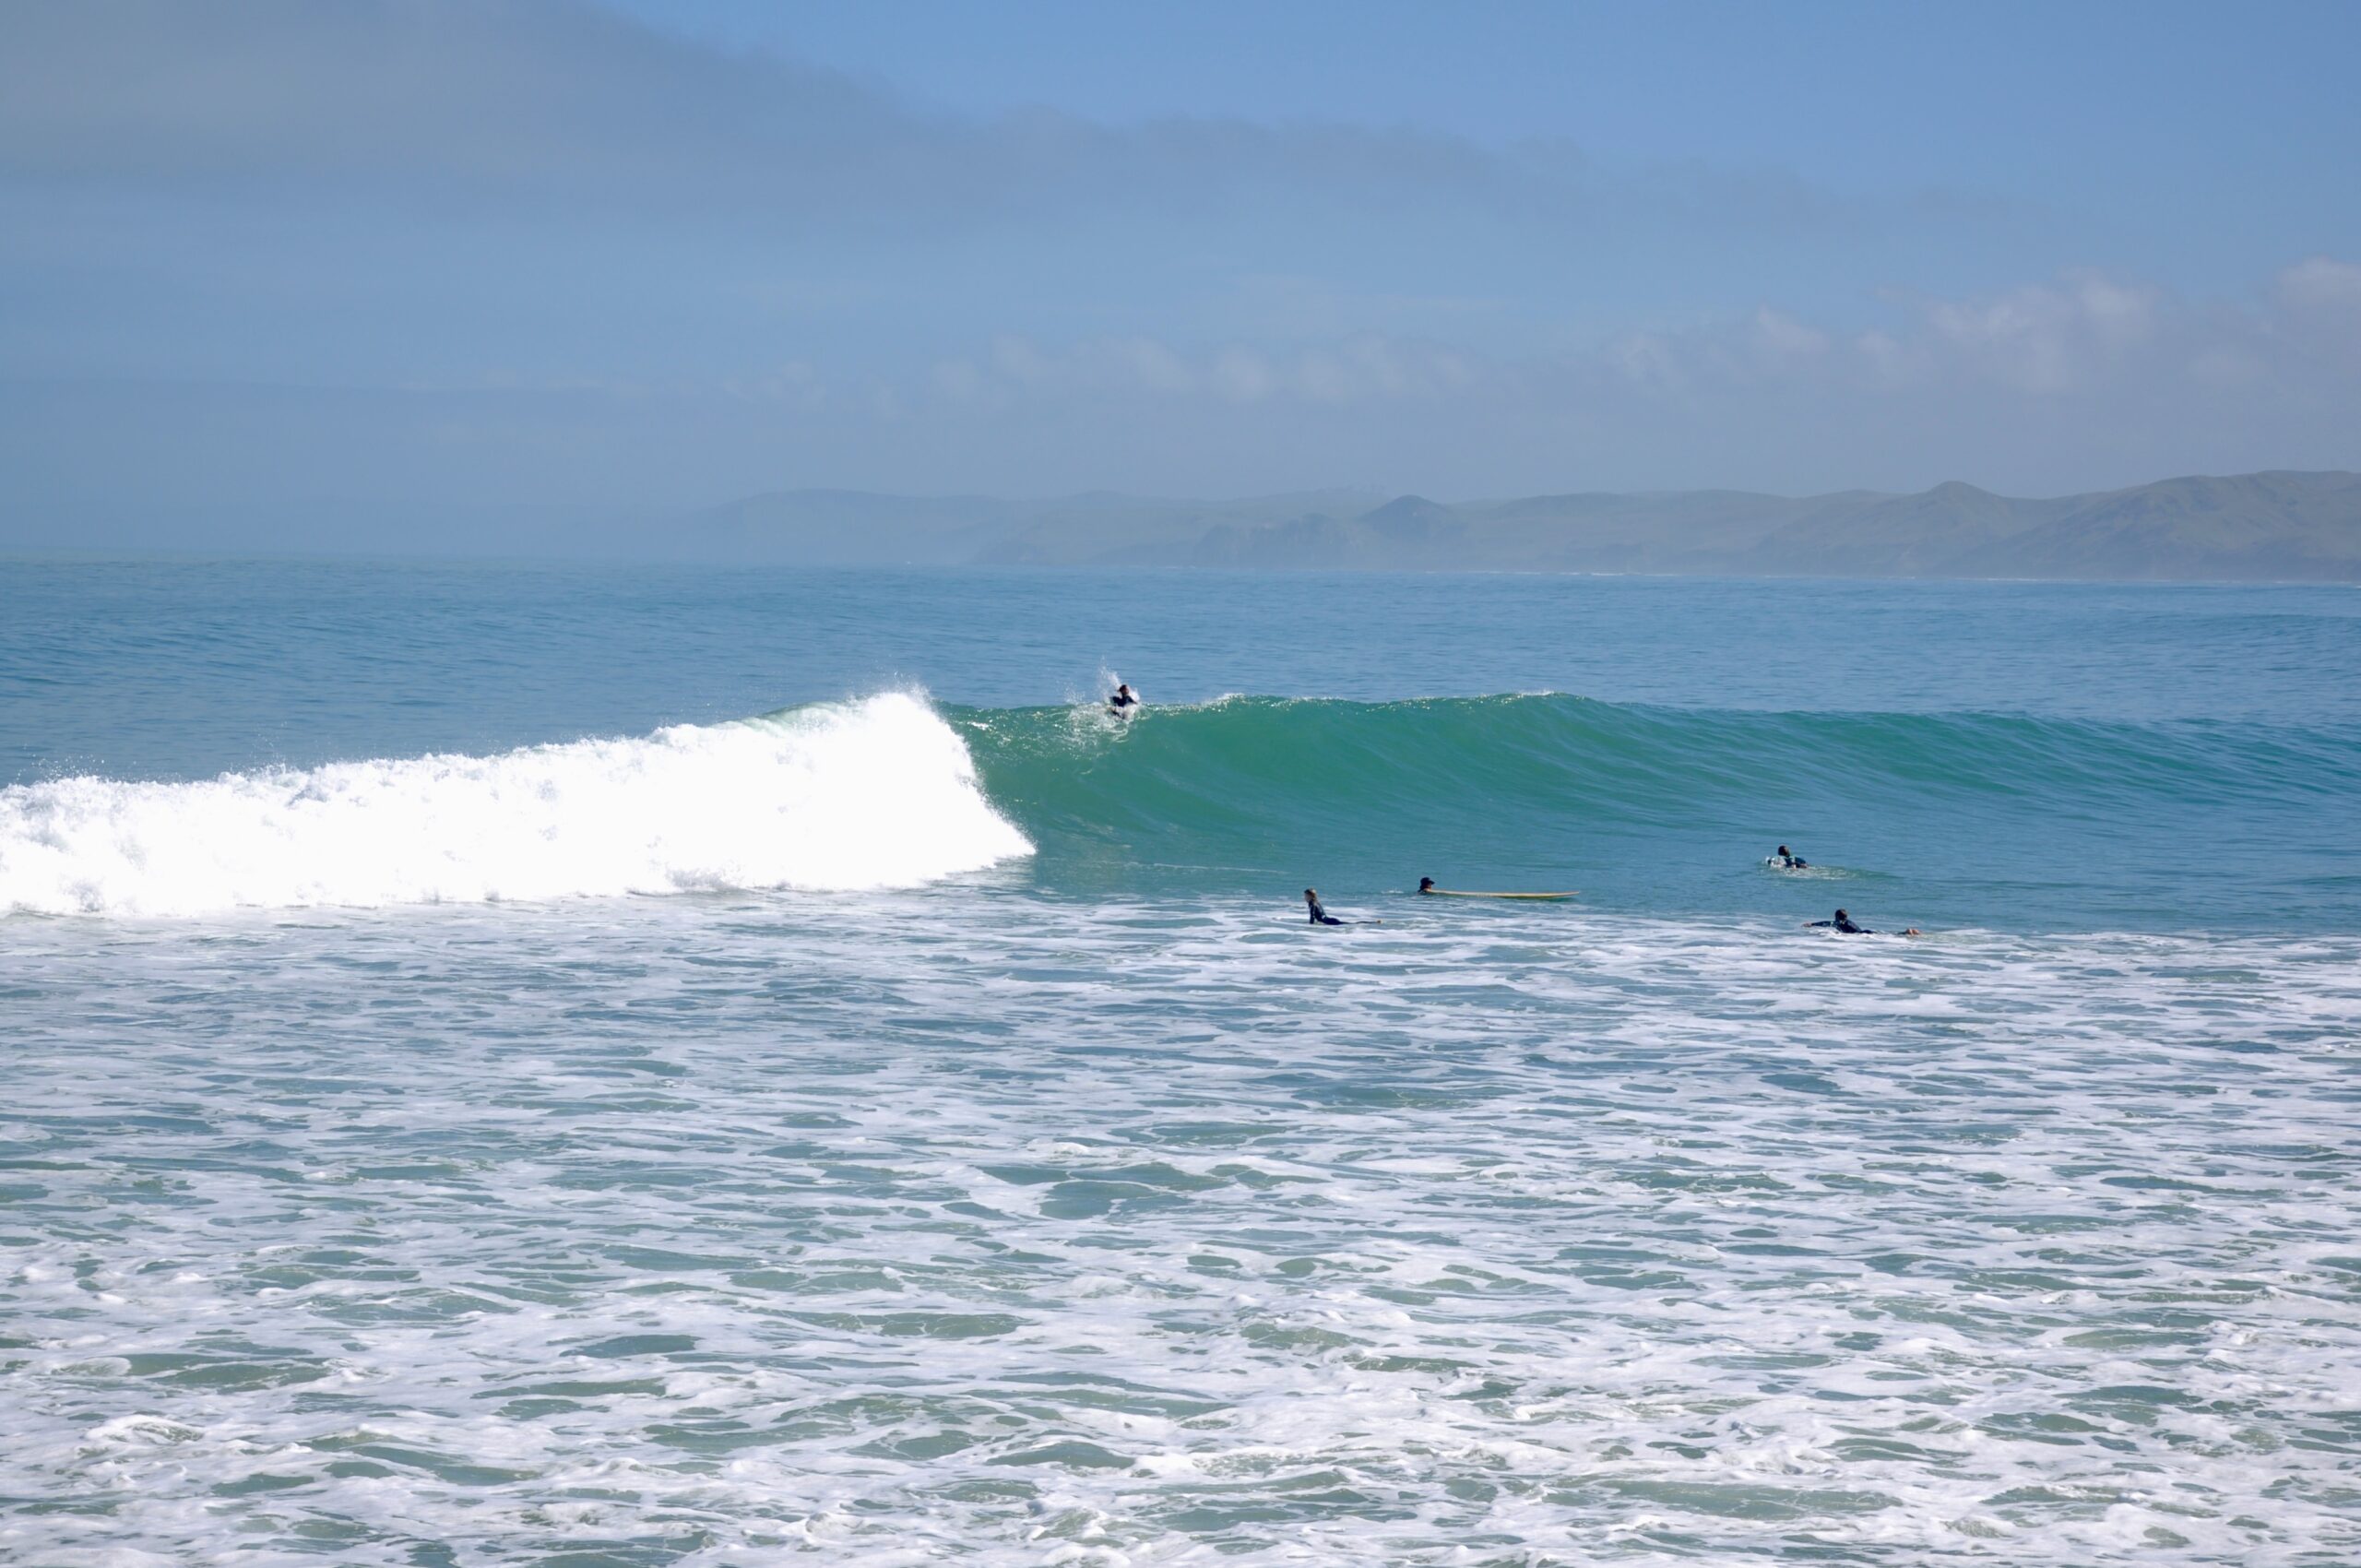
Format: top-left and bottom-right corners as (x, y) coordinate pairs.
(4, 563), (2358, 1564)
(6, 896), (2358, 1564)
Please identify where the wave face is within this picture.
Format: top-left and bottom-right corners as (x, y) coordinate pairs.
(0, 693), (1030, 917)
(958, 694), (2361, 922)
(8, 689), (2353, 927)
(966, 694), (2357, 827)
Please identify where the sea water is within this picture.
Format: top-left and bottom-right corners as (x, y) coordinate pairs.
(2, 560), (2356, 1564)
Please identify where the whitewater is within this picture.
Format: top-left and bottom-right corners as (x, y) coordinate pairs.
(3, 560), (2357, 1565)
(0, 693), (1028, 916)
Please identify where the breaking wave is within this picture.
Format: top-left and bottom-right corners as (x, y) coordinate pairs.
(0, 693), (1029, 917)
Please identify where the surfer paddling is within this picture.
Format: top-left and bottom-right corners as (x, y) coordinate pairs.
(1773, 845), (1809, 869)
(1304, 888), (1381, 925)
(1807, 908), (1920, 937)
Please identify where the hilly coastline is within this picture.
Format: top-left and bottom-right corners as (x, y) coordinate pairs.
(679, 470), (2361, 582)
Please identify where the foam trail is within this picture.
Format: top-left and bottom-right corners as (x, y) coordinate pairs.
(0, 692), (1030, 917)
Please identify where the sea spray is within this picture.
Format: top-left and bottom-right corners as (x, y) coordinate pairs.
(0, 692), (1030, 916)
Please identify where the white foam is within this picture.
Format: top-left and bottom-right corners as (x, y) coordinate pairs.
(3, 900), (2357, 1562)
(0, 692), (1030, 916)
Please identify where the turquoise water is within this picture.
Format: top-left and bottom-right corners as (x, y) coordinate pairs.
(3, 560), (2357, 1563)
(9, 561), (2358, 929)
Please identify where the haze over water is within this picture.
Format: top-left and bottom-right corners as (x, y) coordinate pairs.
(4, 561), (2357, 1564)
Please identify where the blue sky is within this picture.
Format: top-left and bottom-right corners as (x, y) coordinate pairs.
(3, 0), (2357, 546)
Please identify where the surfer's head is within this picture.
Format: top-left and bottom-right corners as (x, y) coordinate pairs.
(1116, 683), (1132, 696)
(1418, 877), (1435, 892)
(1834, 909), (1849, 921)
(1777, 846), (1789, 857)
(1304, 888), (1318, 901)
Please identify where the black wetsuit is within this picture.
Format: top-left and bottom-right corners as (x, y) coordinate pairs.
(1307, 897), (1343, 926)
(1808, 916), (1870, 933)
(1777, 853), (1808, 868)
(1109, 693), (1138, 713)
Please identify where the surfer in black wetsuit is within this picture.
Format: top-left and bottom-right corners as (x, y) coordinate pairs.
(1418, 877), (1437, 894)
(1305, 888), (1345, 925)
(1108, 683), (1139, 714)
(1774, 845), (1808, 869)
(1807, 908), (1921, 937)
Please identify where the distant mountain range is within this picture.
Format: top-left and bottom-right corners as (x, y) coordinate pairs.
(675, 470), (2361, 582)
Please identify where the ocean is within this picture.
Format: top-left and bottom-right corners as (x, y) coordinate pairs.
(3, 559), (2357, 1564)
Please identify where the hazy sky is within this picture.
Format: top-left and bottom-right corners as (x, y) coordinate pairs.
(4, 0), (2358, 546)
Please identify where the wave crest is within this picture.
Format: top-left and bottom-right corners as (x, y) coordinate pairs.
(1, 693), (1030, 917)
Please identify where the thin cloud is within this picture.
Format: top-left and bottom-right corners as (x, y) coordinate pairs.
(0, 0), (1934, 241)
(899, 264), (2345, 414)
(920, 333), (1483, 409)
(0, 3), (2353, 532)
